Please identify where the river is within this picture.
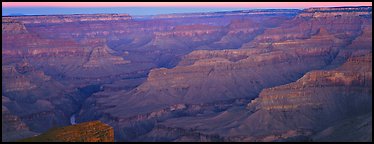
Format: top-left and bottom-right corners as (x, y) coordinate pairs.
(70, 114), (76, 125)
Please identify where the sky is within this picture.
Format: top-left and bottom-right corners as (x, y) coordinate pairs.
(2, 2), (372, 16)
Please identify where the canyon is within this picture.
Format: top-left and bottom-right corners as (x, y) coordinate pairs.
(2, 6), (372, 142)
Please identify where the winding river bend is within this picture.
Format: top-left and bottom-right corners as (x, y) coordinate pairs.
(68, 84), (103, 125)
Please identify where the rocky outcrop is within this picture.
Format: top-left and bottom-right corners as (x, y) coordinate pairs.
(18, 121), (114, 142)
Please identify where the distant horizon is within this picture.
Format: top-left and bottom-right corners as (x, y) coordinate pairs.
(2, 7), (304, 16)
(2, 2), (372, 16)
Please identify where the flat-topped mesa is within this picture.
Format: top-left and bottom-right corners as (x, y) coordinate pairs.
(3, 13), (132, 24)
(298, 6), (372, 18)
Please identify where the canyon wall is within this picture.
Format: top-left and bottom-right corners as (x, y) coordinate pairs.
(2, 6), (371, 142)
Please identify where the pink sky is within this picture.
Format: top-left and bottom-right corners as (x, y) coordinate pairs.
(2, 2), (372, 8)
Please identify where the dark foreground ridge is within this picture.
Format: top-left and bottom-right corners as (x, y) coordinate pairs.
(18, 121), (114, 142)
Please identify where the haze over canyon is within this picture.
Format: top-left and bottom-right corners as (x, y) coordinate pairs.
(2, 5), (372, 142)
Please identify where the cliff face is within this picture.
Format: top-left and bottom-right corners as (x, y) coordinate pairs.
(18, 121), (114, 142)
